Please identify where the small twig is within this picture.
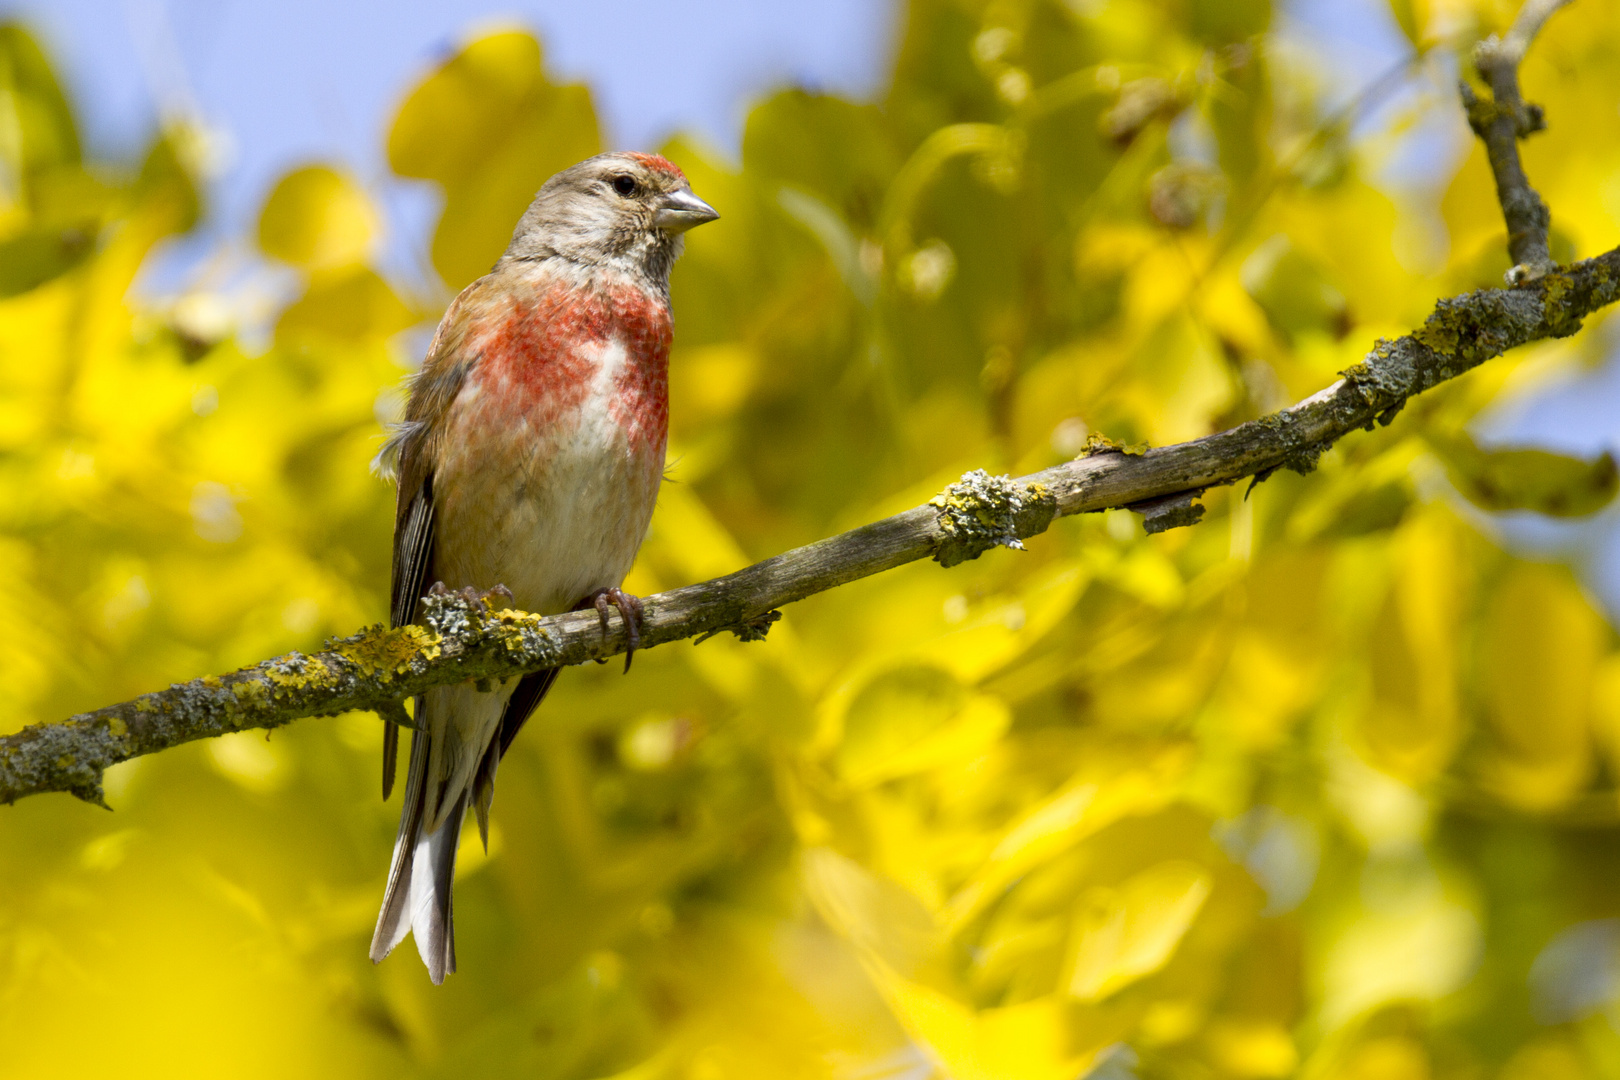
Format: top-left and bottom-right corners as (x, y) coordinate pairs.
(1494, 0), (1573, 66)
(1465, 0), (1571, 282)
(4, 248), (1619, 808)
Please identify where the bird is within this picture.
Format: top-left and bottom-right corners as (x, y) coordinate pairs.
(368, 152), (717, 983)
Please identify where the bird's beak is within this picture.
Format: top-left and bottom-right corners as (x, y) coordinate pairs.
(655, 188), (719, 233)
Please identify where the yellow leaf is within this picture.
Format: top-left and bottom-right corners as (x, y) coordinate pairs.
(388, 30), (546, 184)
(1219, 630), (1318, 750)
(1358, 509), (1464, 783)
(1476, 564), (1604, 810)
(801, 847), (940, 977)
(1319, 886), (1480, 1030)
(1205, 1019), (1298, 1078)
(943, 747), (1190, 934)
(275, 266), (415, 342)
(1241, 235), (1350, 342)
(1588, 654), (1620, 780)
(832, 663), (1010, 786)
(878, 979), (1104, 1080)
(1064, 861), (1212, 1001)
(387, 29), (600, 288)
(256, 165), (378, 270)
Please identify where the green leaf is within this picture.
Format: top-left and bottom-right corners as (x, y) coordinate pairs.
(0, 223), (94, 296)
(1425, 430), (1619, 518)
(1387, 0), (1422, 47)
(133, 131), (202, 236)
(0, 24), (81, 180)
(1241, 235), (1349, 341)
(744, 91), (900, 232)
(1190, 0), (1270, 44)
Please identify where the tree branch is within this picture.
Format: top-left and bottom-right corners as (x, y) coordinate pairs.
(1464, 0), (1570, 282)
(0, 0), (1599, 808)
(5, 247), (1619, 808)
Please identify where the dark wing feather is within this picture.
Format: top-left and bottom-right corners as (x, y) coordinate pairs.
(382, 716), (400, 800)
(391, 473), (436, 629)
(379, 284), (479, 800)
(498, 668), (560, 759)
(383, 474), (435, 799)
(471, 667), (560, 848)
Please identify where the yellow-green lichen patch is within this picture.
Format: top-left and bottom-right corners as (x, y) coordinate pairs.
(493, 613), (549, 655)
(1542, 271), (1570, 306)
(1413, 317), (1459, 356)
(107, 715), (126, 737)
(931, 469), (1058, 567)
(336, 624), (442, 677)
(1079, 432), (1149, 457)
(264, 653), (338, 690)
(231, 680), (267, 703)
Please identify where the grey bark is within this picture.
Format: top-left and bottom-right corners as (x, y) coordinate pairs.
(1465, 0), (1570, 281)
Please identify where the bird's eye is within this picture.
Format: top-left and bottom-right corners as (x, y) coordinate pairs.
(612, 175), (637, 196)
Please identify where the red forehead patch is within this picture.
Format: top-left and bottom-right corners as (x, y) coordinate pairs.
(624, 152), (686, 180)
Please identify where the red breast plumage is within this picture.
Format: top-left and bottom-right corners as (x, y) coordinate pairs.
(370, 152), (716, 983)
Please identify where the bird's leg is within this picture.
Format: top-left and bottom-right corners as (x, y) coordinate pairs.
(578, 588), (645, 673)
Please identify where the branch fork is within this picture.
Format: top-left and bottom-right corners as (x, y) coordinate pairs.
(1464, 0), (1571, 283)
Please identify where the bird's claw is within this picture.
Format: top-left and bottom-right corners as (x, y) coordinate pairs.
(582, 588), (644, 672)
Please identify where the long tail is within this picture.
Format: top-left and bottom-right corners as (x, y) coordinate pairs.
(370, 669), (558, 982)
(370, 727), (465, 984)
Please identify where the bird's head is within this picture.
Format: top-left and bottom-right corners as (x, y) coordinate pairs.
(501, 152), (718, 288)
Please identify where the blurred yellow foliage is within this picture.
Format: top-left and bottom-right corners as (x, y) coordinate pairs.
(258, 165), (380, 271)
(3, 0), (1620, 1078)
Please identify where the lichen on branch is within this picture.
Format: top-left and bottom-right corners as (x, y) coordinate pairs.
(1463, 0), (1570, 281)
(5, 244), (1618, 808)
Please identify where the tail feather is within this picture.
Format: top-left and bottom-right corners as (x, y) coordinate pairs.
(369, 724), (468, 984)
(372, 671), (559, 982)
(371, 727), (429, 963)
(409, 790), (465, 983)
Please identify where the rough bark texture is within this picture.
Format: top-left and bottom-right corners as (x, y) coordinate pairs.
(5, 247), (1618, 807)
(1466, 0), (1570, 281)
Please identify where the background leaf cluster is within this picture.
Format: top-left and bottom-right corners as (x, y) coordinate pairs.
(4, 2), (1620, 1078)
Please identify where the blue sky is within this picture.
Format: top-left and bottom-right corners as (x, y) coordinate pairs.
(7, 0), (898, 248)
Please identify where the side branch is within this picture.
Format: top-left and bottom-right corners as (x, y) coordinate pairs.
(1465, 0), (1570, 281)
(4, 248), (1619, 807)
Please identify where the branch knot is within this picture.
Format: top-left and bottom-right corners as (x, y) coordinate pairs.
(930, 469), (1057, 567)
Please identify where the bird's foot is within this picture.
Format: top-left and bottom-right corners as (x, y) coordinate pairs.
(579, 587), (644, 673)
